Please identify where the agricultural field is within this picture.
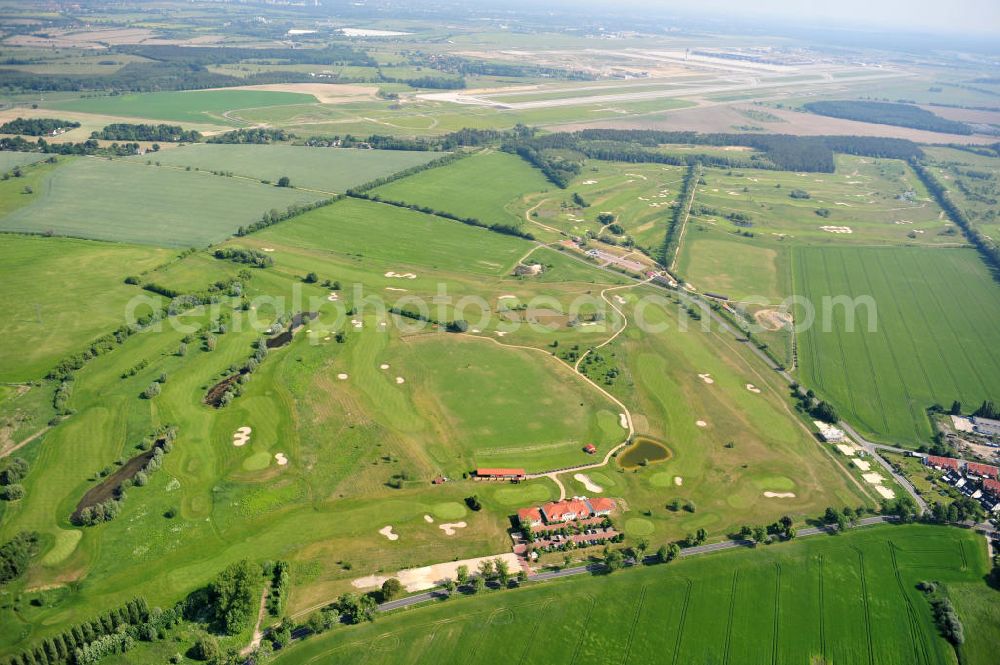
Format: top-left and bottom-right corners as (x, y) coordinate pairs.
(123, 144), (442, 194)
(0, 157), (321, 246)
(45, 89), (319, 126)
(0, 151), (49, 171)
(0, 235), (173, 381)
(371, 151), (552, 230)
(272, 525), (994, 665)
(793, 246), (1000, 446)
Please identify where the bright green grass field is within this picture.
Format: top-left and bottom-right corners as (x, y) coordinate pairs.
(0, 157), (321, 247)
(372, 151), (551, 230)
(0, 235), (172, 381)
(273, 524), (994, 665)
(252, 196), (528, 276)
(46, 89), (317, 126)
(126, 144), (442, 194)
(793, 246), (1000, 446)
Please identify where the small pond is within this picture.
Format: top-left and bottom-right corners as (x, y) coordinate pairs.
(618, 436), (672, 469)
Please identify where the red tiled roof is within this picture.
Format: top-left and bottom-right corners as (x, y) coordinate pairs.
(541, 499), (590, 522)
(967, 462), (999, 478)
(984, 478), (1000, 494)
(926, 455), (960, 470)
(584, 444), (597, 453)
(476, 467), (525, 477)
(588, 497), (616, 513)
(517, 507), (542, 523)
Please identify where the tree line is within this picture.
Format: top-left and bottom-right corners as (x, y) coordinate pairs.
(91, 123), (201, 142)
(0, 135), (142, 156)
(0, 117), (79, 136)
(207, 128), (291, 144)
(655, 162), (698, 265)
(350, 192), (534, 240)
(804, 100), (973, 135)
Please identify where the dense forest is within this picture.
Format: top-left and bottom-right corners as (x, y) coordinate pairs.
(0, 117), (79, 136)
(803, 100), (973, 135)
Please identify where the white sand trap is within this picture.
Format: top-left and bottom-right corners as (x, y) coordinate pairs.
(674, 476), (683, 486)
(764, 491), (796, 498)
(834, 202), (852, 206)
(862, 473), (884, 485)
(274, 453), (288, 466)
(498, 294), (517, 300)
(495, 331), (507, 337)
(380, 363), (390, 370)
(582, 180), (598, 185)
(384, 271), (418, 279)
(351, 319), (363, 329)
(574, 473), (603, 493)
(698, 373), (714, 384)
(745, 384), (761, 393)
(696, 420), (708, 428)
(323, 336), (331, 341)
(875, 485), (896, 499)
(835, 444), (856, 456)
(232, 426), (251, 447)
(471, 328), (481, 333)
(262, 248), (274, 252)
(423, 514), (434, 523)
(395, 376), (405, 384)
(619, 413), (628, 429)
(820, 226), (853, 234)
(385, 287), (407, 292)
(327, 293), (339, 301)
(614, 295), (626, 304)
(378, 526), (399, 541)
(351, 553), (520, 593)
(337, 373), (349, 380)
(438, 522), (467, 536)
(853, 459), (871, 471)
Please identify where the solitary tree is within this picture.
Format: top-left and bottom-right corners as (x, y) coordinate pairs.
(381, 578), (403, 602)
(277, 176), (291, 187)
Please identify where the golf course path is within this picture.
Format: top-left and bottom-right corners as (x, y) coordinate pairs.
(1, 425), (51, 459)
(241, 586), (270, 657)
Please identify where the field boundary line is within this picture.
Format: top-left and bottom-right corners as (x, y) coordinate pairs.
(855, 548), (876, 665)
(770, 563), (781, 665)
(620, 584), (648, 665)
(722, 570), (739, 665)
(670, 579), (694, 665)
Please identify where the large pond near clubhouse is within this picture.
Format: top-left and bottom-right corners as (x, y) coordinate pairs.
(617, 436), (672, 469)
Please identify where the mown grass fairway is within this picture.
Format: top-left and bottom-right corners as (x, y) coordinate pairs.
(126, 144), (442, 194)
(0, 235), (172, 381)
(793, 246), (1000, 446)
(271, 525), (993, 665)
(0, 157), (321, 246)
(46, 89), (317, 126)
(372, 151), (551, 230)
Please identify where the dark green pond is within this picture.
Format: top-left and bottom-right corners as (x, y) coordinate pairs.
(618, 437), (671, 469)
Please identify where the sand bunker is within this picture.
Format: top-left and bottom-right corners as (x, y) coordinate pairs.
(274, 453), (288, 466)
(763, 491), (796, 498)
(262, 248), (274, 252)
(820, 226), (853, 234)
(745, 384), (761, 393)
(862, 473), (884, 484)
(835, 444), (857, 456)
(423, 514), (434, 523)
(495, 331), (507, 337)
(385, 271), (417, 279)
(327, 292), (339, 301)
(395, 376), (405, 384)
(351, 319), (363, 329)
(674, 476), (683, 486)
(232, 426), (251, 447)
(438, 522), (467, 536)
(352, 553), (520, 593)
(619, 413), (628, 429)
(385, 287), (407, 292)
(379, 526), (399, 541)
(582, 180), (598, 185)
(574, 473), (603, 493)
(853, 459), (871, 471)
(698, 373), (715, 384)
(380, 363), (390, 370)
(498, 295), (517, 300)
(696, 420), (708, 428)
(875, 485), (896, 499)
(614, 295), (626, 304)
(337, 373), (349, 380)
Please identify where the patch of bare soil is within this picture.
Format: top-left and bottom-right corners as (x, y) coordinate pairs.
(754, 308), (793, 331)
(200, 83), (381, 104)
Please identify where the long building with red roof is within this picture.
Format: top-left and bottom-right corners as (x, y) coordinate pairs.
(518, 497), (617, 527)
(924, 455), (961, 472)
(966, 462), (999, 479)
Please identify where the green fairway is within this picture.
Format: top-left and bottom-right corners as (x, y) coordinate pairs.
(372, 151), (551, 230)
(793, 246), (1000, 446)
(0, 235), (172, 381)
(0, 157), (321, 247)
(125, 144), (442, 194)
(46, 89), (317, 126)
(271, 524), (994, 665)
